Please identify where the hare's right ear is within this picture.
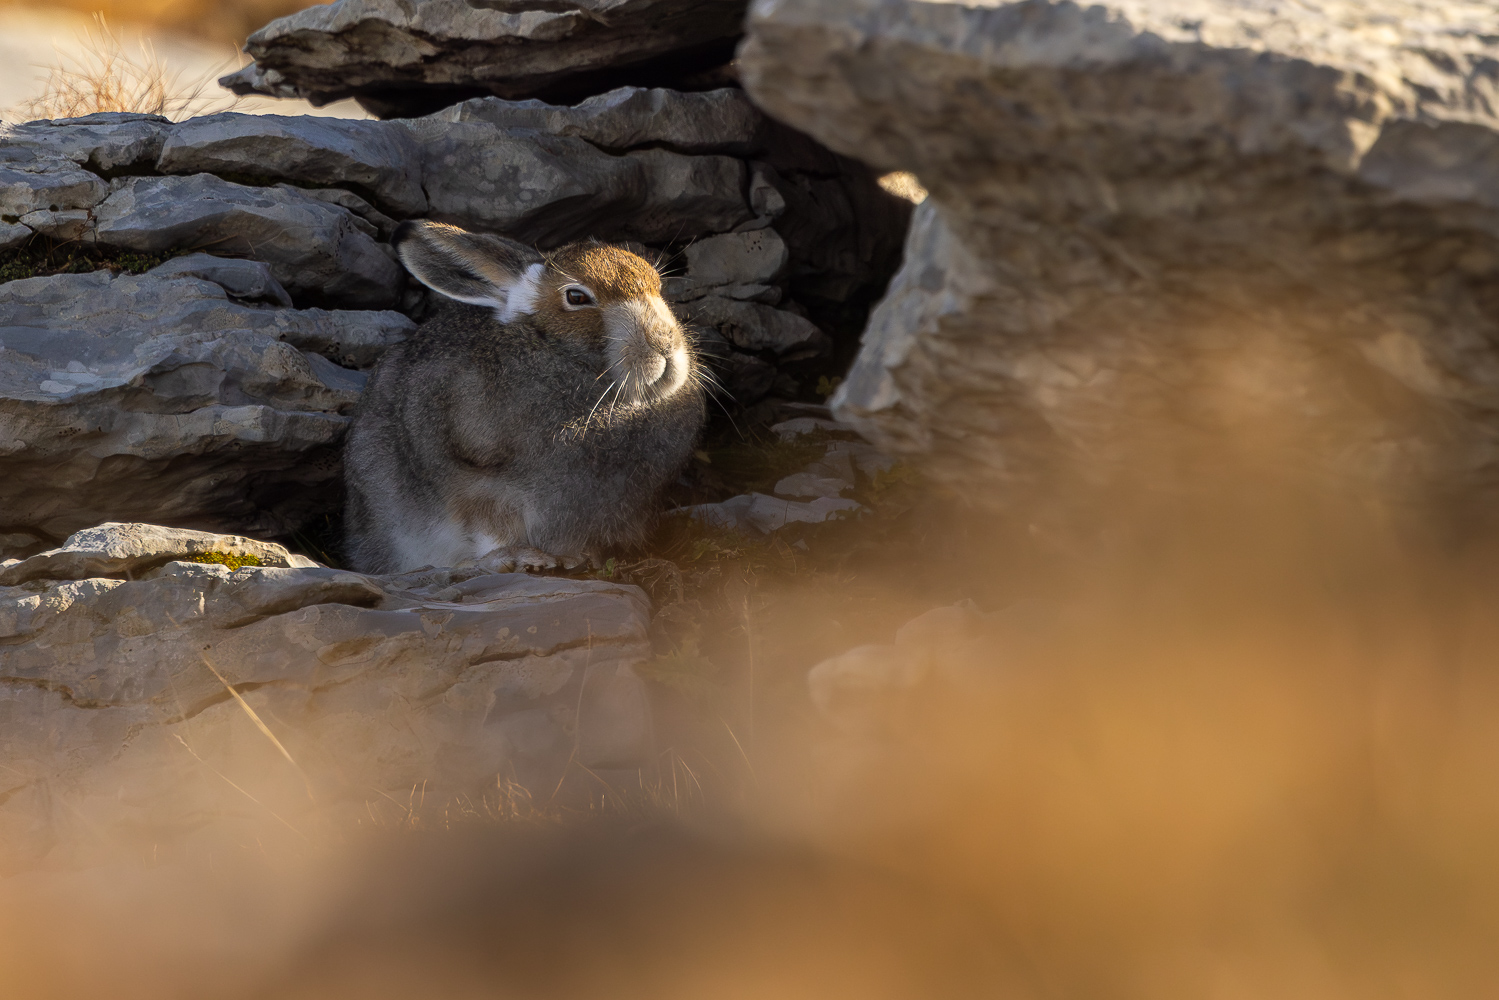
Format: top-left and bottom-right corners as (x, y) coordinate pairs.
(393, 220), (546, 322)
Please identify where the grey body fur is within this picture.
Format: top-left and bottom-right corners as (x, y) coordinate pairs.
(346, 303), (704, 573)
(343, 219), (706, 574)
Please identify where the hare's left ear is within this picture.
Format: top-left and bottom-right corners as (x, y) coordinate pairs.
(393, 220), (545, 321)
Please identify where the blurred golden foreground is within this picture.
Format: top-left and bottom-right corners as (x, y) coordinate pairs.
(4, 0), (303, 46)
(4, 397), (1499, 998)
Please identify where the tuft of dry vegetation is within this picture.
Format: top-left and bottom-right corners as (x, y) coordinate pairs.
(13, 13), (242, 122)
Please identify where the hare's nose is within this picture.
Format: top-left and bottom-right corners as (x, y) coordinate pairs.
(642, 353), (668, 384)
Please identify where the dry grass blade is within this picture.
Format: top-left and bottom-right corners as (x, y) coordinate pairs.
(199, 653), (317, 802)
(14, 13), (242, 123)
(173, 735), (308, 843)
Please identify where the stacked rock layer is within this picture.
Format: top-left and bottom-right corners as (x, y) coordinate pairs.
(1, 88), (909, 553)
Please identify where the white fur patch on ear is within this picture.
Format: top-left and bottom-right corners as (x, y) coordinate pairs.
(495, 263), (545, 323)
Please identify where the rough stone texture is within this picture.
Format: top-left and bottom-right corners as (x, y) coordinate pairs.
(774, 471), (851, 499)
(0, 522), (316, 586)
(0, 523), (654, 870)
(0, 268), (413, 543)
(403, 119), (753, 245)
(430, 86), (766, 155)
(0, 221), (29, 250)
(0, 147), (107, 219)
(222, 0), (749, 116)
(157, 113), (428, 218)
(687, 229), (788, 284)
(771, 416), (849, 440)
(681, 492), (862, 534)
(742, 0), (1499, 506)
(680, 296), (827, 358)
(146, 253), (295, 307)
(704, 339), (777, 403)
(2, 113), (171, 174)
(91, 174), (404, 309)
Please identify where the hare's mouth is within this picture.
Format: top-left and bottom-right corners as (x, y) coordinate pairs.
(639, 353), (668, 385)
(616, 348), (687, 404)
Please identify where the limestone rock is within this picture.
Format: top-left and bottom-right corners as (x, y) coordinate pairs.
(680, 492), (861, 534)
(0, 269), (408, 542)
(681, 296), (827, 357)
(705, 340), (777, 404)
(223, 0), (749, 116)
(146, 253), (294, 307)
(407, 120), (753, 245)
(0, 523), (654, 869)
(770, 416), (849, 440)
(773, 472), (851, 499)
(2, 113), (171, 174)
(0, 522), (316, 587)
(430, 86), (766, 155)
(821, 439), (895, 479)
(624, 148), (753, 243)
(742, 0), (1499, 505)
(157, 113), (428, 217)
(0, 146), (107, 219)
(686, 229), (788, 286)
(91, 174), (404, 309)
(0, 221), (29, 250)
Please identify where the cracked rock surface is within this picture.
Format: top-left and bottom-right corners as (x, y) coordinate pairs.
(742, 0), (1499, 505)
(93, 174), (404, 309)
(0, 265), (413, 543)
(221, 0), (750, 116)
(0, 522), (654, 871)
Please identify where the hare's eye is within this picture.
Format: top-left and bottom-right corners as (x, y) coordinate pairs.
(563, 286), (596, 308)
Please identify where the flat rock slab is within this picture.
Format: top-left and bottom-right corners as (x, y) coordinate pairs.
(0, 522), (316, 586)
(430, 86), (767, 156)
(3, 105), (764, 296)
(0, 267), (412, 542)
(404, 120), (753, 244)
(680, 295), (826, 357)
(92, 174), (403, 309)
(742, 0), (1499, 505)
(146, 252), (293, 307)
(158, 113), (429, 217)
(681, 491), (862, 534)
(0, 523), (654, 871)
(223, 0), (749, 115)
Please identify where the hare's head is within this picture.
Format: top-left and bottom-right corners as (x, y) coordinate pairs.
(393, 220), (696, 406)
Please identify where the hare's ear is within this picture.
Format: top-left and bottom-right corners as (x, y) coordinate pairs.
(393, 220), (546, 321)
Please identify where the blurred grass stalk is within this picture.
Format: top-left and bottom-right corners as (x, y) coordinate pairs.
(15, 11), (241, 121)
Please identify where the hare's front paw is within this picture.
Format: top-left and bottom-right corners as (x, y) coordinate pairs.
(465, 545), (589, 574)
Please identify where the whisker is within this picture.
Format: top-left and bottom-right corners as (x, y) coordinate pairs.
(706, 384), (744, 439)
(582, 374), (618, 439)
(607, 373), (631, 423)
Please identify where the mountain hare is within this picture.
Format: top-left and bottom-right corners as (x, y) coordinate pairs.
(344, 221), (706, 574)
